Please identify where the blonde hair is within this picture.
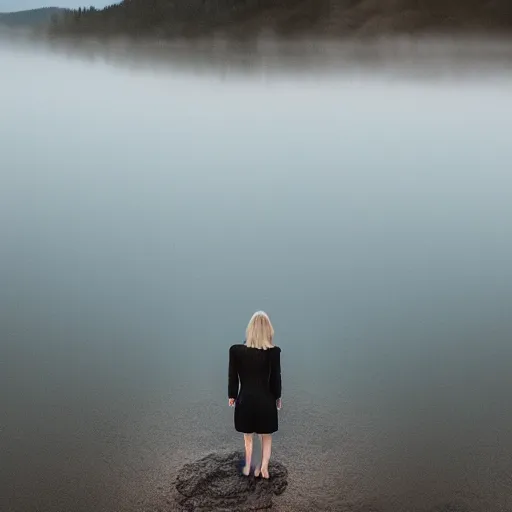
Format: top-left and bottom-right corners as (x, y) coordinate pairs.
(245, 311), (275, 350)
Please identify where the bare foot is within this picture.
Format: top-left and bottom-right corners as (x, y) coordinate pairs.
(254, 465), (261, 477)
(261, 467), (270, 479)
(242, 465), (250, 476)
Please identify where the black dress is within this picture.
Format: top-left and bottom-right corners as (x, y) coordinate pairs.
(228, 343), (282, 434)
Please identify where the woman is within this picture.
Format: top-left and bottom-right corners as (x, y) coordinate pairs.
(228, 311), (282, 479)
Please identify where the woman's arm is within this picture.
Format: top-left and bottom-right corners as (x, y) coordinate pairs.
(269, 347), (282, 400)
(228, 345), (239, 400)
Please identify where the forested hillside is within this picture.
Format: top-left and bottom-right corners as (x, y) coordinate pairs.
(49, 0), (512, 39)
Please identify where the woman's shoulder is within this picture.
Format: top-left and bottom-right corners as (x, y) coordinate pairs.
(229, 343), (245, 352)
(270, 345), (281, 353)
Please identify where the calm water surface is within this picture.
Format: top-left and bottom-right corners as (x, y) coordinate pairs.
(1, 40), (512, 512)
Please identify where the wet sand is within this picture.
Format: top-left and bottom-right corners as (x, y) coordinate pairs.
(8, 385), (501, 512)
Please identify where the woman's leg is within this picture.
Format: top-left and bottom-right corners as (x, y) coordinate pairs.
(254, 434), (263, 477)
(242, 433), (253, 476)
(261, 434), (272, 478)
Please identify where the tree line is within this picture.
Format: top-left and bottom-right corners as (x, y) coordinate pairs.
(48, 0), (512, 39)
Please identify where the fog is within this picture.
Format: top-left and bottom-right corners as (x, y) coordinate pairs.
(1, 39), (512, 512)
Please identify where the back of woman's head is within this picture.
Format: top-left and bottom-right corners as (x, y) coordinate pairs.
(246, 311), (274, 350)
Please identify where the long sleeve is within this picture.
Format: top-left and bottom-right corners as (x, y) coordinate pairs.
(228, 345), (239, 399)
(269, 347), (282, 399)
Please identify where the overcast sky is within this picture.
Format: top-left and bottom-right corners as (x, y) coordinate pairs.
(0, 0), (115, 11)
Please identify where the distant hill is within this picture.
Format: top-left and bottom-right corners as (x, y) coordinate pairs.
(0, 0), (113, 12)
(0, 7), (66, 27)
(47, 0), (512, 40)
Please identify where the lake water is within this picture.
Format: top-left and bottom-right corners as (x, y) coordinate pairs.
(1, 38), (512, 512)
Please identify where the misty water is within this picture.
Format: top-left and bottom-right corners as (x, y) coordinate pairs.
(1, 40), (512, 512)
